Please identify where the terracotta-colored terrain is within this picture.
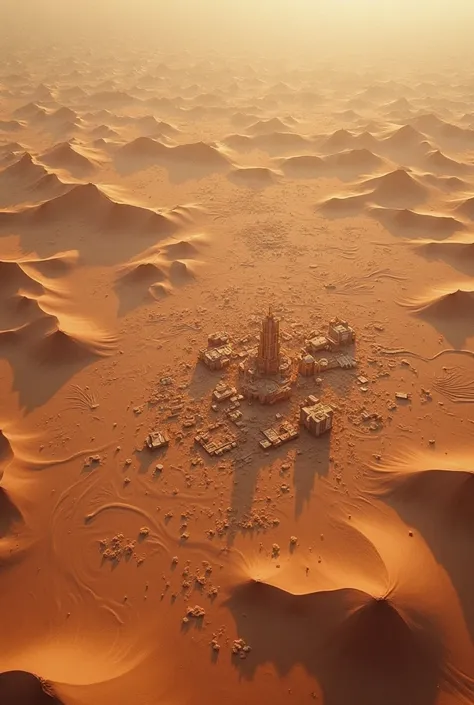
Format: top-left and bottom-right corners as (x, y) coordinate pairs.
(1, 15), (474, 705)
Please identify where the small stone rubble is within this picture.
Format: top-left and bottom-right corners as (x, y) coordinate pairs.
(232, 638), (252, 658)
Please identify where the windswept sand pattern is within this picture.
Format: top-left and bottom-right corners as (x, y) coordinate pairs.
(433, 366), (474, 403)
(1, 7), (474, 705)
(329, 268), (405, 295)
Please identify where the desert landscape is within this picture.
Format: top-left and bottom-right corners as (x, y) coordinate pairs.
(1, 1), (474, 704)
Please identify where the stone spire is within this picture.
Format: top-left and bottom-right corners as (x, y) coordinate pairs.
(256, 306), (281, 375)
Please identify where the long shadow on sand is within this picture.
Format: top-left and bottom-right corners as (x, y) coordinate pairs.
(225, 416), (331, 545)
(187, 362), (221, 402)
(225, 584), (452, 705)
(411, 311), (474, 348)
(0, 343), (103, 413)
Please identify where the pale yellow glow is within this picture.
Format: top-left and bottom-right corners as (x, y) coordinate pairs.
(1, 0), (473, 61)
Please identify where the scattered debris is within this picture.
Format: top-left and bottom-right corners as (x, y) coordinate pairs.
(232, 639), (251, 657)
(194, 423), (237, 457)
(99, 534), (138, 564)
(259, 420), (299, 450)
(146, 430), (170, 450)
(186, 605), (205, 619)
(395, 392), (410, 401)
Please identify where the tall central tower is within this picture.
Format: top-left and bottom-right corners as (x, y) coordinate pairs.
(256, 306), (281, 375)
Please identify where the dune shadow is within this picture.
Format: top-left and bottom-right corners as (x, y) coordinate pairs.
(0, 343), (102, 413)
(0, 489), (22, 538)
(225, 583), (447, 705)
(415, 311), (474, 348)
(414, 244), (474, 277)
(375, 468), (474, 641)
(0, 217), (179, 268)
(0, 671), (63, 705)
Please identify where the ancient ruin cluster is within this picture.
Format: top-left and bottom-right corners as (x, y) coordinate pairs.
(196, 306), (357, 445)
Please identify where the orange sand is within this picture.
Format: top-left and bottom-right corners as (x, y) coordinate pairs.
(1, 3), (474, 705)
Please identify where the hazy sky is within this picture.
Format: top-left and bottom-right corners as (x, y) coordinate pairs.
(2, 0), (473, 59)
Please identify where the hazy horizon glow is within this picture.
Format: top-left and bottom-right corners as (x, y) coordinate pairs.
(1, 0), (473, 63)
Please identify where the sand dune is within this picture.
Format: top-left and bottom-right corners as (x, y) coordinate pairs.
(227, 578), (455, 705)
(118, 137), (231, 169)
(370, 206), (466, 236)
(30, 172), (71, 198)
(384, 97), (412, 113)
(89, 89), (136, 107)
(13, 102), (48, 120)
(326, 148), (384, 171)
(357, 168), (427, 205)
(321, 128), (357, 151)
(414, 238), (474, 268)
(422, 174), (468, 191)
(0, 671), (62, 705)
(280, 148), (384, 178)
(424, 149), (469, 174)
(440, 123), (474, 143)
(161, 238), (201, 259)
(0, 311), (117, 362)
(0, 119), (24, 132)
(245, 118), (293, 135)
(118, 260), (167, 286)
(385, 124), (426, 145)
(228, 166), (279, 188)
(0, 260), (45, 297)
(148, 282), (171, 299)
(32, 84), (55, 102)
(0, 142), (24, 154)
(169, 259), (196, 282)
(402, 286), (474, 318)
(0, 153), (49, 183)
(248, 131), (314, 154)
(88, 124), (119, 139)
(115, 236), (201, 313)
(320, 129), (378, 153)
(135, 115), (179, 137)
(371, 453), (474, 530)
(117, 136), (169, 159)
(221, 134), (255, 151)
(2, 182), (180, 235)
(230, 112), (260, 127)
(0, 430), (14, 482)
(279, 154), (327, 176)
(39, 142), (96, 175)
(319, 193), (369, 215)
(409, 113), (447, 135)
(455, 196), (474, 220)
(323, 592), (444, 705)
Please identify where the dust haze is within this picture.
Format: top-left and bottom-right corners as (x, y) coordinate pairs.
(0, 1), (474, 705)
